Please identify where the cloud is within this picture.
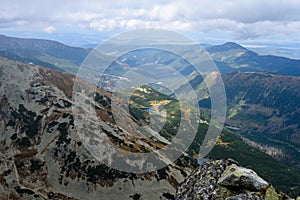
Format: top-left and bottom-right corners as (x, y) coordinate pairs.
(43, 26), (56, 33)
(1, 0), (300, 41)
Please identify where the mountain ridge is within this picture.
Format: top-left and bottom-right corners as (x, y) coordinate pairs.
(205, 42), (300, 75)
(193, 71), (300, 172)
(0, 34), (90, 74)
(1, 34), (300, 77)
(206, 41), (250, 52)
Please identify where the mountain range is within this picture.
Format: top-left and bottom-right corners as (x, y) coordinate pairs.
(0, 34), (300, 198)
(1, 34), (300, 77)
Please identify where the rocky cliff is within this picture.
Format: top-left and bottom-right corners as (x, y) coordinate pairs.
(176, 159), (294, 200)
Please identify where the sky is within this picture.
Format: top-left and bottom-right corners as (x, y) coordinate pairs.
(1, 0), (300, 57)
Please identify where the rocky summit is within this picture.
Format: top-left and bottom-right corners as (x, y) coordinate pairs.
(176, 159), (293, 200)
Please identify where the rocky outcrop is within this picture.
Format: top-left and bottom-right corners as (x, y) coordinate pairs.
(176, 159), (292, 200)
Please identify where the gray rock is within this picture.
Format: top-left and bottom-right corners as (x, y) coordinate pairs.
(226, 193), (262, 200)
(176, 159), (233, 200)
(218, 164), (269, 191)
(176, 159), (289, 200)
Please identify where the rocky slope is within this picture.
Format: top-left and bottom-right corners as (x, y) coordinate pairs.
(176, 159), (294, 200)
(0, 56), (194, 199)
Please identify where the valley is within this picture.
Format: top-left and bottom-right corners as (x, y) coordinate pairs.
(0, 34), (300, 198)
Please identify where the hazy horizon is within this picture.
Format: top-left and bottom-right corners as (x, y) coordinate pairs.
(1, 0), (300, 58)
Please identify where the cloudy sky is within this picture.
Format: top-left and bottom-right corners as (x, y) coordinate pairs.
(1, 0), (300, 51)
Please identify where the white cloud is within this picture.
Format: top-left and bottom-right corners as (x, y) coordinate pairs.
(43, 26), (56, 33)
(1, 0), (300, 41)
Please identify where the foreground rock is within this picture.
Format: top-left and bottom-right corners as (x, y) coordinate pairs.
(176, 159), (292, 200)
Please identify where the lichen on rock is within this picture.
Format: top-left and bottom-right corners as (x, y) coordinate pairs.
(218, 164), (269, 191)
(176, 159), (291, 200)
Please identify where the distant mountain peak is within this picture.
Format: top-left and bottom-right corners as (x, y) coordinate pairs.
(205, 41), (250, 55)
(214, 42), (247, 51)
(222, 42), (246, 50)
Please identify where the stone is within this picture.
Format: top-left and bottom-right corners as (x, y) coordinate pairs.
(226, 193), (262, 200)
(218, 164), (269, 191)
(264, 187), (279, 200)
(175, 159), (231, 200)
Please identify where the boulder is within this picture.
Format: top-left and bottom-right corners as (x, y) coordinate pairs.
(218, 164), (269, 191)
